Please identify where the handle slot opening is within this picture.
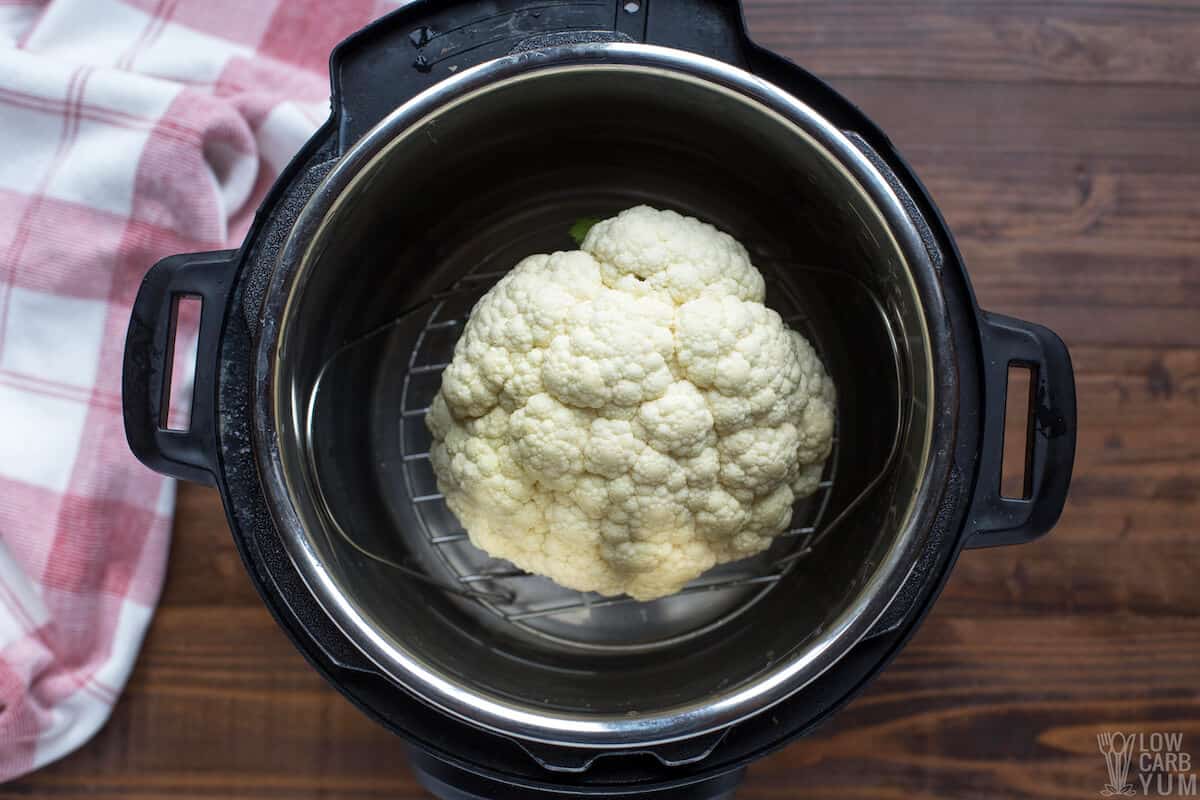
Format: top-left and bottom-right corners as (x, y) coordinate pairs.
(1000, 361), (1037, 500)
(160, 294), (202, 432)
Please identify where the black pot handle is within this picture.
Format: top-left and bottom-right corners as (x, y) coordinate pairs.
(966, 312), (1076, 548)
(122, 249), (239, 487)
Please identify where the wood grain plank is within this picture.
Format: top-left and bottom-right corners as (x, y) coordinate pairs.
(744, 1), (1200, 87)
(836, 81), (1199, 167)
(939, 544), (1200, 617)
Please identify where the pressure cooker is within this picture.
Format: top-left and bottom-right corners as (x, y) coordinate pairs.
(122, 1), (1077, 797)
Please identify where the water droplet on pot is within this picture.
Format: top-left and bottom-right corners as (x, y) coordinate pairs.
(409, 26), (434, 47)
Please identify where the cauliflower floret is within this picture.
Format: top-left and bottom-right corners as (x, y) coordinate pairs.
(427, 205), (835, 601)
(583, 206), (766, 304)
(542, 290), (676, 409)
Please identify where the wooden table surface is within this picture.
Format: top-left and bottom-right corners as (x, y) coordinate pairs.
(8, 1), (1198, 797)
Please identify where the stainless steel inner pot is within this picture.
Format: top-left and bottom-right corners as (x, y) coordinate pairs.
(253, 44), (952, 748)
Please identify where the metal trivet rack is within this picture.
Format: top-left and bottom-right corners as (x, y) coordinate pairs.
(377, 259), (903, 649)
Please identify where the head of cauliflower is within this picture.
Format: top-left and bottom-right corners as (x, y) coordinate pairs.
(426, 206), (835, 601)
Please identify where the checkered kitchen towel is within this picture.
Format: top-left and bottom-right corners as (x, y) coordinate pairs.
(0, 0), (395, 780)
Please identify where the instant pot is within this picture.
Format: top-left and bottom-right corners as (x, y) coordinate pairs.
(122, 1), (1077, 797)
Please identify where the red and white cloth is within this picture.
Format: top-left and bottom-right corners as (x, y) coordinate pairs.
(0, 0), (395, 780)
